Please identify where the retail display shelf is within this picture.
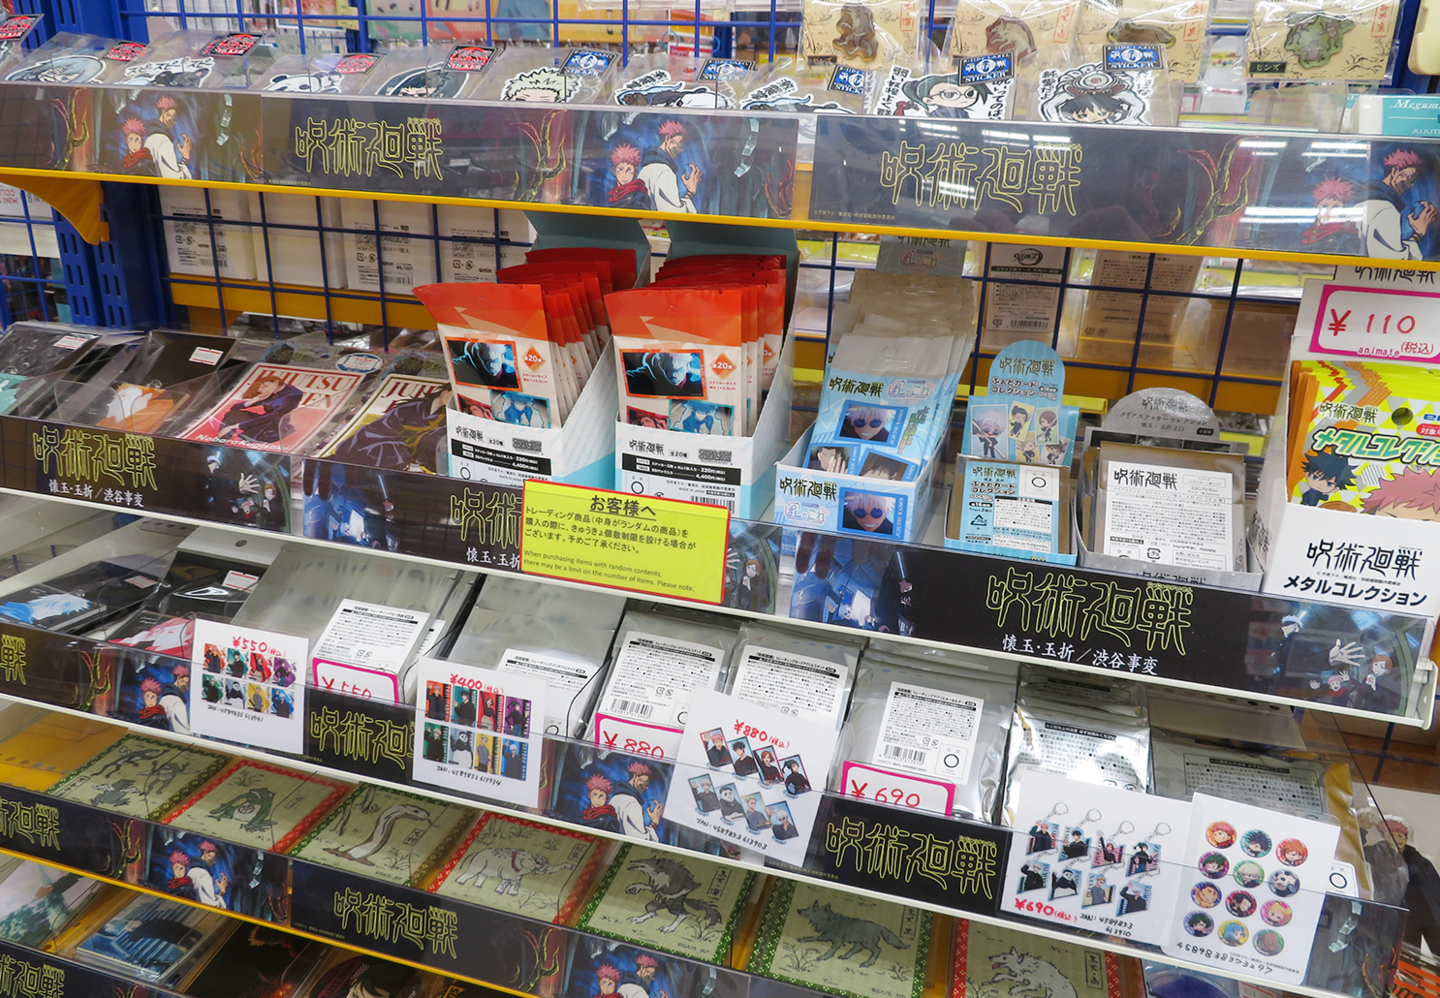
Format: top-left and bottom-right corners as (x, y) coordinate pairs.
(0, 399), (1430, 726)
(1, 80), (1439, 268)
(0, 697), (1405, 998)
(0, 929), (187, 998)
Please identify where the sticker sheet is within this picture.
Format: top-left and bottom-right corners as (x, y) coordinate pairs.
(161, 758), (350, 852)
(428, 811), (603, 923)
(576, 843), (756, 962)
(190, 620), (307, 754)
(290, 784), (474, 887)
(874, 57), (1014, 118)
(414, 658), (548, 808)
(664, 691), (837, 865)
(1163, 792), (1342, 983)
(1004, 770), (1191, 946)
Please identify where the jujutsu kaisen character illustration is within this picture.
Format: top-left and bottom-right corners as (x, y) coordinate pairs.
(1357, 149), (1437, 260)
(639, 120), (701, 214)
(986, 16), (1037, 58)
(217, 373), (303, 445)
(892, 73), (992, 117)
(1297, 445), (1356, 505)
(143, 96), (194, 179)
(1039, 68), (1145, 124)
(607, 143), (649, 210)
(264, 70), (341, 93)
(331, 386), (452, 472)
(1362, 466), (1440, 521)
(620, 854), (723, 934)
(833, 4), (880, 62)
(500, 66), (578, 102)
(617, 82), (732, 108)
(1302, 177), (1362, 254)
(579, 762), (663, 840)
(793, 899), (905, 968)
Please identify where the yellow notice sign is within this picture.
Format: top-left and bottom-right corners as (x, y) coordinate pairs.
(520, 481), (730, 603)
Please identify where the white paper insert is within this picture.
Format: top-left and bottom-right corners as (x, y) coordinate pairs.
(873, 682), (983, 785)
(311, 599), (431, 701)
(189, 620), (307, 754)
(497, 648), (600, 736)
(1102, 461), (1233, 570)
(600, 631), (723, 729)
(730, 647), (849, 724)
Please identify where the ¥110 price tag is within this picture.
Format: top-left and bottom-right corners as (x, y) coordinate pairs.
(1310, 285), (1440, 362)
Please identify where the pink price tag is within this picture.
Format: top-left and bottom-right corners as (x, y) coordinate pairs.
(1310, 284), (1440, 362)
(592, 713), (680, 759)
(839, 762), (955, 815)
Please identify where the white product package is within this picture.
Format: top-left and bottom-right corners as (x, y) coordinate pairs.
(587, 608), (740, 759)
(726, 623), (862, 727)
(837, 648), (1018, 821)
(1150, 732), (1333, 816)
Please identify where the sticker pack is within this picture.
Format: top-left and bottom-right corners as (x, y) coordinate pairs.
(873, 56), (1014, 118)
(1247, 0), (1400, 80)
(161, 758), (349, 852)
(948, 0), (1081, 64)
(49, 732), (229, 821)
(290, 784), (475, 887)
(1073, 0), (1210, 81)
(1034, 49), (1161, 124)
(801, 0), (924, 70)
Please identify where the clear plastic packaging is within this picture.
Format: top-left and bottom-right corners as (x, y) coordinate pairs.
(260, 51), (380, 95)
(1028, 45), (1182, 125)
(1072, 0), (1212, 82)
(359, 45), (469, 99)
(1, 32), (122, 85)
(946, 0), (1082, 67)
(613, 52), (749, 109)
(871, 54), (1017, 118)
(1247, 0), (1401, 81)
(468, 46), (619, 104)
(801, 0), (924, 71)
(836, 647), (1018, 821)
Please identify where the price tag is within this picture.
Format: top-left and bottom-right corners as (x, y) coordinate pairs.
(592, 712), (681, 759)
(520, 481), (729, 603)
(189, 620), (307, 753)
(839, 761), (955, 814)
(1309, 285), (1440, 362)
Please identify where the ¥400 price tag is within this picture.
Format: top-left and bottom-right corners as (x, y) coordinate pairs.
(1310, 285), (1440, 362)
(520, 481), (729, 603)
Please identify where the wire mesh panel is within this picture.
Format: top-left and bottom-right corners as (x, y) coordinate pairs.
(0, 185), (87, 325)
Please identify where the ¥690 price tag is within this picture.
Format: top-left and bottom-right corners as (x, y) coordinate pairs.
(1310, 285), (1440, 362)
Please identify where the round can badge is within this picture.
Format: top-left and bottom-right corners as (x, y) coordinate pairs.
(1233, 860), (1264, 888)
(337, 352), (384, 374)
(1267, 869), (1301, 897)
(1199, 852), (1229, 879)
(1225, 890), (1256, 917)
(1261, 899), (1293, 926)
(1254, 929), (1285, 956)
(1277, 838), (1309, 867)
(1219, 920), (1249, 947)
(1191, 882), (1221, 908)
(1240, 829), (1272, 858)
(1184, 911), (1214, 937)
(1206, 821), (1236, 848)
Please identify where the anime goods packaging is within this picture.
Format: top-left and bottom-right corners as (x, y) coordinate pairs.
(838, 648), (1017, 822)
(952, 919), (1144, 998)
(417, 281), (575, 429)
(115, 28), (277, 90)
(181, 362), (367, 456)
(613, 52), (750, 109)
(469, 46), (619, 104)
(871, 56), (1016, 120)
(0, 860), (107, 949)
(1071, 0), (1212, 82)
(741, 59), (869, 115)
(49, 731), (230, 822)
(323, 374), (452, 474)
(947, 0), (1081, 65)
(159, 758), (350, 853)
(260, 51), (378, 95)
(801, 0), (924, 71)
(962, 343), (1077, 467)
(1031, 44), (1179, 125)
(2, 32), (128, 85)
(945, 458), (1074, 564)
(1247, 0), (1400, 80)
(74, 893), (228, 984)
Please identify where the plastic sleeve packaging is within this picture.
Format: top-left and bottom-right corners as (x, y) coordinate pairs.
(1002, 683), (1151, 825)
(726, 623), (862, 728)
(468, 46), (618, 104)
(837, 648), (1018, 821)
(801, 0), (925, 71)
(946, 0), (1082, 66)
(1246, 0), (1401, 80)
(1072, 0), (1212, 82)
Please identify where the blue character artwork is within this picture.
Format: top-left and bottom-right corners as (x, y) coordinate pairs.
(555, 746), (674, 844)
(146, 831), (287, 921)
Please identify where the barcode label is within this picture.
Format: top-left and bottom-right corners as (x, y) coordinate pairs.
(883, 744), (926, 763)
(698, 449), (733, 463)
(609, 698), (653, 719)
(513, 438), (542, 453)
(1008, 320), (1049, 329)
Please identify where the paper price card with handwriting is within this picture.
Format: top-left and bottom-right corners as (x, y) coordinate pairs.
(1004, 769), (1191, 948)
(664, 690), (838, 866)
(189, 620), (307, 754)
(413, 657), (548, 808)
(1163, 792), (1341, 984)
(521, 481), (729, 603)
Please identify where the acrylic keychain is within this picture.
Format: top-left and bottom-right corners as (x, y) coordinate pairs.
(1023, 800), (1069, 853)
(1057, 807), (1104, 861)
(1091, 818), (1135, 868)
(1111, 820), (1169, 916)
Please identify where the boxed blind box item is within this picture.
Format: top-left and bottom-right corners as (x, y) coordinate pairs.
(1076, 387), (1257, 589)
(773, 270), (978, 541)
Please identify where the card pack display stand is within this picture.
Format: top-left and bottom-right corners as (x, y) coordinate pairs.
(1252, 270), (1440, 663)
(1075, 388), (1261, 590)
(448, 343), (619, 491)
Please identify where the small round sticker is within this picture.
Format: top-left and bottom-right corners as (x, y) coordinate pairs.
(337, 352), (384, 374)
(1184, 912), (1214, 937)
(1219, 920), (1249, 947)
(1192, 882), (1221, 908)
(1206, 822), (1236, 848)
(1268, 869), (1301, 897)
(1225, 890), (1256, 917)
(1254, 929), (1285, 956)
(1199, 852), (1229, 879)
(1233, 860), (1264, 888)
(1261, 900), (1293, 926)
(1241, 829), (1272, 858)
(1277, 838), (1309, 867)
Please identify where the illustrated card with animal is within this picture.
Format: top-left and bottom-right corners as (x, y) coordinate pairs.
(428, 811), (606, 924)
(1247, 0), (1399, 80)
(1071, 0), (1209, 81)
(290, 784), (476, 887)
(801, 0), (923, 70)
(949, 0), (1083, 66)
(951, 918), (1143, 998)
(747, 878), (932, 998)
(160, 758), (351, 853)
(576, 843), (759, 963)
(49, 732), (230, 821)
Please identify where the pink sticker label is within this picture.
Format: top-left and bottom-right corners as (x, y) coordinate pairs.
(312, 658), (403, 703)
(839, 761), (956, 815)
(592, 713), (681, 760)
(1310, 284), (1440, 363)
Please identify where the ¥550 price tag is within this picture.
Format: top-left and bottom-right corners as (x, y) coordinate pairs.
(1310, 285), (1440, 362)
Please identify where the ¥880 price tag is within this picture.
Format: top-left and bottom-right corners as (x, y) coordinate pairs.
(520, 481), (730, 603)
(1310, 285), (1440, 362)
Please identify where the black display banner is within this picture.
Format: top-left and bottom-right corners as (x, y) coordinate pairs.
(807, 795), (1008, 916)
(0, 621), (119, 713)
(290, 861), (563, 992)
(0, 938), (172, 998)
(787, 530), (1432, 716)
(808, 116), (1440, 263)
(0, 415), (291, 532)
(0, 783), (147, 882)
(0, 84), (94, 172)
(303, 687), (414, 783)
(302, 459), (522, 570)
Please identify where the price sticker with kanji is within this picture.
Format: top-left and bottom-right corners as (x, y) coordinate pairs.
(1309, 285), (1440, 362)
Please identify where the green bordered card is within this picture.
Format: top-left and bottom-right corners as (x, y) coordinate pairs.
(290, 784), (475, 886)
(428, 810), (606, 924)
(48, 732), (229, 821)
(747, 878), (931, 998)
(575, 842), (757, 964)
(160, 758), (352, 853)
